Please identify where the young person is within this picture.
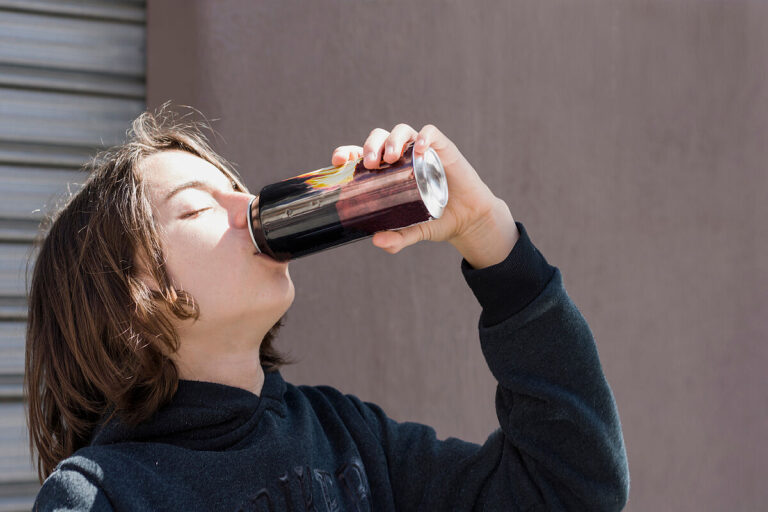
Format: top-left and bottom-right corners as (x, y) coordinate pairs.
(27, 106), (630, 511)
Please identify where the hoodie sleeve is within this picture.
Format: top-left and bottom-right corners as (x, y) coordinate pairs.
(350, 221), (630, 511)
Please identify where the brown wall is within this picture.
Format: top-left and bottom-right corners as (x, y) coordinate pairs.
(147, 1), (768, 509)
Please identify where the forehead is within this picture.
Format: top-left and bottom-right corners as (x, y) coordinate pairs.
(139, 150), (231, 195)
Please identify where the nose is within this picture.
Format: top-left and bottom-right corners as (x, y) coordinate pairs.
(227, 191), (256, 231)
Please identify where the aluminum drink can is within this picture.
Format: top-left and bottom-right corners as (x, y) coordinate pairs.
(247, 141), (448, 261)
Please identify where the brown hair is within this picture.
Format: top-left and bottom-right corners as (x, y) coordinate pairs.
(24, 102), (294, 482)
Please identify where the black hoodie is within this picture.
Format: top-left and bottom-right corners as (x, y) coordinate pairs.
(34, 222), (630, 511)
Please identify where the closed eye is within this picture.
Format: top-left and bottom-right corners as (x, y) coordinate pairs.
(180, 207), (211, 219)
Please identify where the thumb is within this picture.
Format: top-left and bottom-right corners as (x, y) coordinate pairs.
(372, 223), (430, 254)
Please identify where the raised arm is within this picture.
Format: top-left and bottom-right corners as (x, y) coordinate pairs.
(332, 124), (629, 510)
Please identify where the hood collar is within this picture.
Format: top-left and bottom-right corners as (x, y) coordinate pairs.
(90, 367), (287, 450)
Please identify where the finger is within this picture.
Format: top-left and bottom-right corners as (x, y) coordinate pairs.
(363, 128), (390, 169)
(383, 123), (419, 164)
(414, 124), (462, 167)
(372, 222), (431, 254)
(331, 145), (364, 166)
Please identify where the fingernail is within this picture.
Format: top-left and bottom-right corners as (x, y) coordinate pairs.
(367, 151), (377, 161)
(385, 145), (393, 156)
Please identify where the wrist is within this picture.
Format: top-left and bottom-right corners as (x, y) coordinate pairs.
(450, 199), (520, 269)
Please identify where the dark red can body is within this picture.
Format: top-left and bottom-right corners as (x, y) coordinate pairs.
(247, 141), (448, 261)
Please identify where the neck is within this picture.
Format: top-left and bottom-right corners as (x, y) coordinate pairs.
(171, 320), (268, 396)
(176, 351), (265, 396)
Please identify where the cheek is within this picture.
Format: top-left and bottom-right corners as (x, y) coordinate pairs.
(161, 224), (253, 297)
(161, 228), (221, 288)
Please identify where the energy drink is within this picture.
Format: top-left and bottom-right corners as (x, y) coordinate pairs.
(247, 141), (448, 261)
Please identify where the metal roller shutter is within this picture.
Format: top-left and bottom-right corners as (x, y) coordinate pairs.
(0, 1), (145, 509)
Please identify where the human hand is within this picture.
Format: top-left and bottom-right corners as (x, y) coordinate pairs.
(331, 123), (516, 264)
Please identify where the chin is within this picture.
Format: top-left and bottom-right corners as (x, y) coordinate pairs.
(272, 274), (295, 311)
(284, 277), (296, 306)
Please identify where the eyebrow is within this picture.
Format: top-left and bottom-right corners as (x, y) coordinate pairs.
(163, 179), (237, 203)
